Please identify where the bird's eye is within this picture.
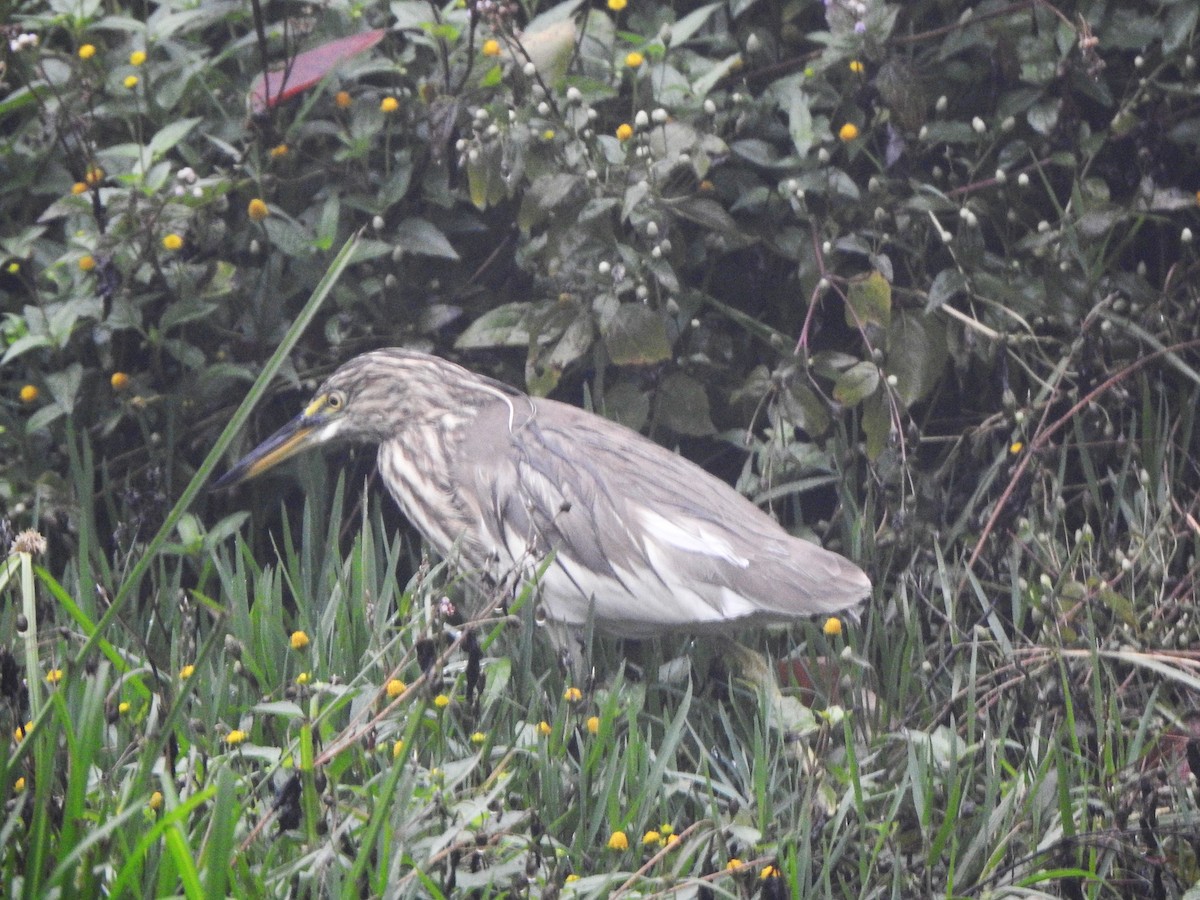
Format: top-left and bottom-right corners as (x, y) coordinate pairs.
(325, 391), (344, 411)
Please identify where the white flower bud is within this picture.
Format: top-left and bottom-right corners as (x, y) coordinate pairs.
(652, 107), (668, 123)
(566, 86), (582, 104)
(372, 215), (385, 231)
(935, 95), (947, 112)
(972, 116), (986, 133)
(598, 261), (611, 274)
(646, 222), (659, 237)
(1037, 220), (1050, 233)
(704, 98), (717, 115)
(994, 168), (1006, 183)
(523, 61), (536, 77)
(746, 33), (761, 53)
(1182, 227), (1194, 244)
(586, 168), (598, 181)
(1017, 172), (1030, 187)
(537, 101), (550, 115)
(634, 109), (649, 128)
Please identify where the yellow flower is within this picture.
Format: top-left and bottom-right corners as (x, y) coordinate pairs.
(666, 834), (680, 846)
(625, 51), (645, 69)
(45, 669), (63, 685)
(6, 262), (19, 274)
(615, 123), (633, 141)
(823, 617), (843, 636)
(118, 701), (131, 715)
(111, 372), (130, 390)
(269, 143), (288, 158)
(565, 874), (580, 883)
(130, 50), (146, 66)
(78, 44), (96, 60)
(726, 858), (744, 870)
(698, 179), (714, 192)
(19, 385), (38, 404)
(335, 90), (352, 108)
(392, 738), (405, 758)
(85, 166), (104, 186)
(289, 630), (309, 650)
(536, 720), (552, 736)
(386, 678), (407, 698)
(248, 198), (270, 222)
(162, 233), (183, 251)
(179, 664), (195, 679)
(542, 129), (556, 141)
(482, 39), (501, 57)
(586, 716), (600, 734)
(760, 865), (780, 880)
(838, 122), (859, 142)
(380, 96), (399, 113)
(659, 823), (674, 836)
(848, 59), (864, 73)
(434, 694), (451, 709)
(607, 0), (627, 9)
(607, 831), (629, 851)
(563, 686), (583, 702)
(14, 721), (32, 742)
(149, 791), (163, 810)
(124, 75), (139, 89)
(1010, 441), (1023, 454)
(79, 255), (96, 272)
(295, 672), (310, 685)
(71, 182), (88, 195)
(14, 778), (25, 793)
(471, 731), (486, 744)
(642, 830), (661, 846)
(225, 729), (247, 746)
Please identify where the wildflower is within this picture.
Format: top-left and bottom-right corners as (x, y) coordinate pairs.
(14, 778), (25, 793)
(838, 122), (859, 142)
(471, 731), (486, 744)
(19, 385), (38, 404)
(14, 530), (45, 555)
(380, 96), (399, 113)
(225, 729), (247, 746)
(289, 630), (309, 650)
(79, 44), (96, 60)
(6, 263), (19, 274)
(335, 90), (352, 108)
(849, 59), (864, 73)
(248, 198), (270, 222)
(179, 664), (195, 679)
(608, 0), (627, 9)
(761, 865), (780, 879)
(642, 830), (661, 846)
(79, 255), (96, 272)
(387, 678), (407, 698)
(563, 686), (583, 702)
(565, 874), (580, 883)
(14, 722), (32, 742)
(434, 694), (451, 709)
(392, 739), (405, 758)
(269, 143), (288, 158)
(660, 823), (674, 836)
(295, 672), (310, 686)
(615, 123), (633, 141)
(71, 182), (88, 195)
(124, 75), (139, 89)
(482, 39), (500, 57)
(607, 831), (629, 851)
(118, 701), (131, 715)
(625, 51), (645, 68)
(1010, 441), (1023, 454)
(148, 791), (164, 810)
(45, 669), (63, 685)
(823, 617), (843, 636)
(536, 720), (552, 736)
(542, 129), (556, 141)
(130, 50), (146, 66)
(162, 233), (183, 251)
(111, 372), (130, 390)
(85, 166), (104, 185)
(586, 716), (600, 734)
(726, 858), (744, 870)
(666, 834), (680, 846)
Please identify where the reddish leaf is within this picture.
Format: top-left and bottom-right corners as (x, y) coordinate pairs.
(249, 29), (386, 113)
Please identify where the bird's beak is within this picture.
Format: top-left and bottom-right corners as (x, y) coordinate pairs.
(212, 412), (322, 489)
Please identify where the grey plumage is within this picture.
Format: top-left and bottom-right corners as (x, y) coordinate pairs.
(215, 349), (871, 638)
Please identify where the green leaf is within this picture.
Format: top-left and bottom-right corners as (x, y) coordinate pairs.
(394, 218), (459, 259)
(861, 387), (890, 461)
(657, 372), (716, 436)
(517, 174), (587, 232)
(147, 118), (202, 162)
(832, 361), (880, 406)
(886, 311), (948, 408)
(455, 302), (535, 348)
(602, 304), (672, 366)
(845, 271), (892, 329)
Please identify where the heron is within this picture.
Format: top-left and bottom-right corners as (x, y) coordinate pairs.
(214, 349), (871, 655)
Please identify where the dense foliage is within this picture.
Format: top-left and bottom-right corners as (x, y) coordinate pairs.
(2, 0), (1199, 895)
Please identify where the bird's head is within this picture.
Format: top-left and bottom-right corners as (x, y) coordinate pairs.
(212, 354), (394, 490)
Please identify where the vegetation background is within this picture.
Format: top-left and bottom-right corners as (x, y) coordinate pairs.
(2, 0), (1199, 895)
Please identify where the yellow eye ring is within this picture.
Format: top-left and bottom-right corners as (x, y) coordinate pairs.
(325, 392), (344, 410)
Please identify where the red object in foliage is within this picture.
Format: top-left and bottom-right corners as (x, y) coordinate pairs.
(249, 29), (387, 113)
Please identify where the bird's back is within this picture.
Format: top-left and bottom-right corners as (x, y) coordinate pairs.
(434, 390), (870, 637)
